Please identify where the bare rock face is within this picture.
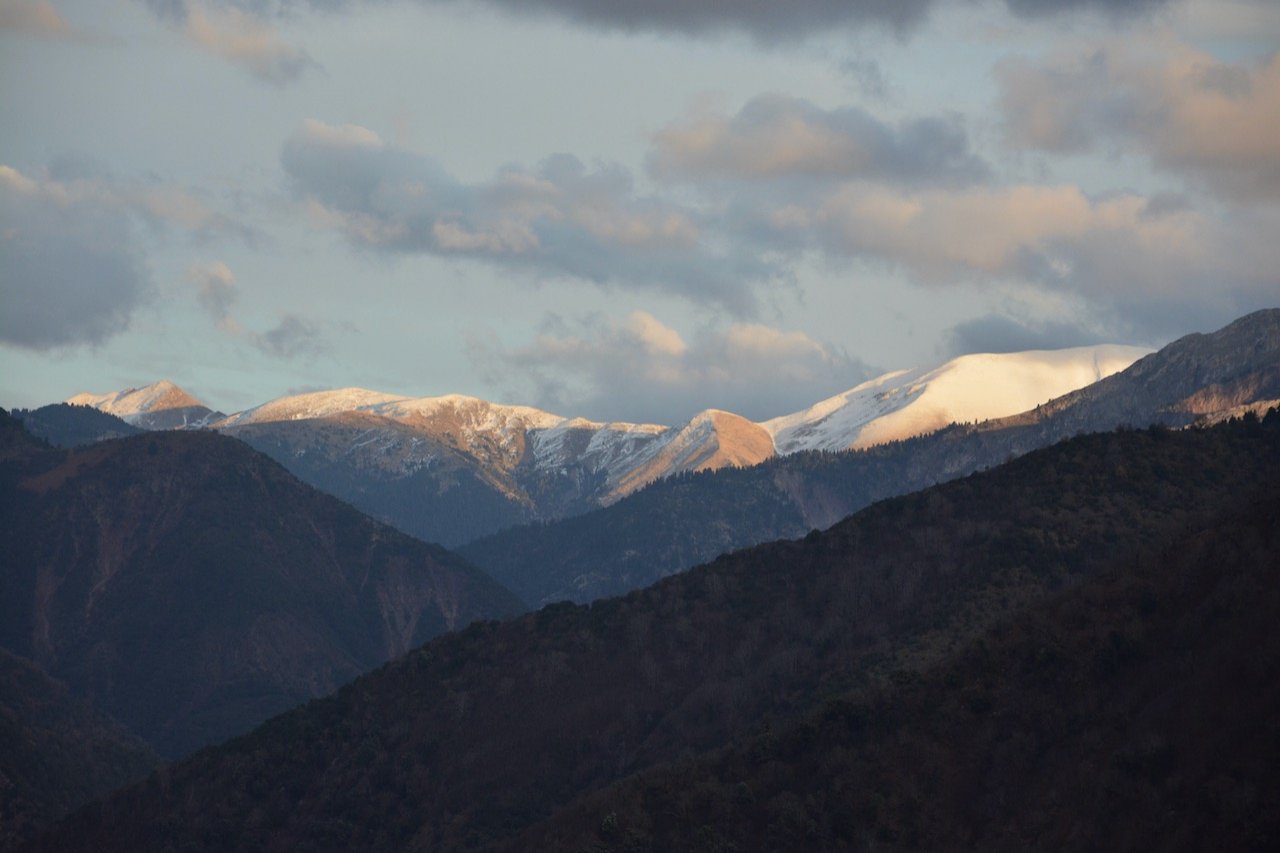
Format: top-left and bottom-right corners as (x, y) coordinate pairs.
(0, 424), (522, 758)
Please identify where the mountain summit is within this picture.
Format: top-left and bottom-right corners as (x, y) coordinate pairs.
(764, 344), (1149, 454)
(66, 381), (223, 431)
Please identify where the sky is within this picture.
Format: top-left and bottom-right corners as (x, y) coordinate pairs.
(1, 0), (1278, 424)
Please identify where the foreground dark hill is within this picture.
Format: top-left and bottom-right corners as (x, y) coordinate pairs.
(521, 480), (1280, 851)
(463, 308), (1280, 605)
(0, 413), (522, 758)
(35, 412), (1280, 850)
(0, 649), (156, 849)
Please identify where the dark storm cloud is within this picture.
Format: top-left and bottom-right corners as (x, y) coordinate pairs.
(0, 167), (153, 350)
(282, 120), (777, 315)
(649, 94), (988, 186)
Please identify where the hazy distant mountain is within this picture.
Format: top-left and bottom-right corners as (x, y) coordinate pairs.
(462, 309), (1280, 605)
(65, 380), (223, 430)
(64, 345), (1144, 546)
(35, 413), (1280, 851)
(12, 403), (144, 448)
(0, 412), (522, 758)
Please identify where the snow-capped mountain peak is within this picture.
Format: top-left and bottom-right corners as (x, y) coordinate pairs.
(764, 344), (1152, 454)
(66, 380), (222, 430)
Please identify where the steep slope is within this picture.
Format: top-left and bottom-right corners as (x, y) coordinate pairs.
(989, 307), (1280, 435)
(223, 411), (537, 547)
(607, 409), (775, 500)
(462, 308), (1280, 605)
(519, 477), (1280, 852)
(0, 649), (156, 849)
(32, 414), (1280, 851)
(764, 344), (1147, 453)
(0, 424), (522, 758)
(12, 404), (143, 448)
(66, 380), (223, 430)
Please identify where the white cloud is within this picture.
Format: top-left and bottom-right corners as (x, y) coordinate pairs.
(471, 310), (868, 423)
(999, 40), (1280, 201)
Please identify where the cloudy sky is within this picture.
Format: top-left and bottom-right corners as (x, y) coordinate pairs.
(2, 0), (1277, 423)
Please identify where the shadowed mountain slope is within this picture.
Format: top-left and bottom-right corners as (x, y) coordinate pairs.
(517, 474), (1280, 852)
(0, 649), (156, 850)
(0, 414), (522, 759)
(31, 411), (1280, 851)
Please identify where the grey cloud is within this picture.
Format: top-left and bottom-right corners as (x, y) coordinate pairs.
(1005, 0), (1167, 18)
(283, 119), (775, 315)
(140, 0), (316, 83)
(999, 46), (1280, 201)
(188, 261), (239, 328)
(254, 314), (325, 358)
(752, 180), (1280, 343)
(0, 0), (73, 37)
(840, 58), (890, 100)
(185, 258), (328, 357)
(650, 94), (988, 186)
(944, 314), (1110, 357)
(0, 166), (153, 350)
(470, 310), (871, 424)
(140, 0), (1172, 43)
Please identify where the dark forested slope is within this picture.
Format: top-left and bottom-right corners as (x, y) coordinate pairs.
(10, 404), (143, 449)
(0, 413), (522, 759)
(0, 649), (156, 850)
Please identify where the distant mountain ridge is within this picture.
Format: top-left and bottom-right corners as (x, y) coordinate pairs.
(64, 343), (1146, 545)
(461, 308), (1280, 605)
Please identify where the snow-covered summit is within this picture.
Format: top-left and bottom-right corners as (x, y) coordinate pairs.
(67, 380), (222, 430)
(764, 344), (1151, 454)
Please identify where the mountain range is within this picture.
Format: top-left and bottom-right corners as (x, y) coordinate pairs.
(4, 307), (1278, 848)
(461, 308), (1280, 605)
(61, 344), (1146, 546)
(31, 408), (1280, 851)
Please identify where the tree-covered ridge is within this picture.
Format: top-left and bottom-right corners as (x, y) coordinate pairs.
(10, 404), (143, 449)
(0, 420), (523, 760)
(35, 410), (1280, 851)
(519, 468), (1280, 851)
(0, 648), (156, 850)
